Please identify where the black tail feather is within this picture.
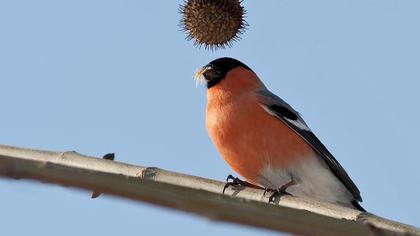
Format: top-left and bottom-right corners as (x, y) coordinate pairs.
(352, 200), (366, 212)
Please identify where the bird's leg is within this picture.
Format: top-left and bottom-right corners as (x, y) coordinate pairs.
(266, 177), (296, 203)
(222, 174), (256, 194)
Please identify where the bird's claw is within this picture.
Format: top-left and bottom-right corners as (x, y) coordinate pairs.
(222, 174), (251, 194)
(268, 189), (292, 203)
(268, 191), (279, 203)
(263, 188), (281, 203)
(263, 187), (273, 197)
(264, 178), (295, 203)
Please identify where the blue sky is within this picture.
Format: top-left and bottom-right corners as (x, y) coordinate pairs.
(1, 1), (419, 235)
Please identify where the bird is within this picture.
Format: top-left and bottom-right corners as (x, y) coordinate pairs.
(196, 57), (364, 211)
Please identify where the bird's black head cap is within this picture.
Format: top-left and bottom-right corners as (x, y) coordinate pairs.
(199, 57), (253, 88)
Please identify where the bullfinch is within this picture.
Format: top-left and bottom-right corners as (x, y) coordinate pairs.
(196, 57), (364, 211)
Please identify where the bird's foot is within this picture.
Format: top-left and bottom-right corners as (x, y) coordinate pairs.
(264, 188), (291, 203)
(264, 179), (295, 203)
(222, 174), (255, 194)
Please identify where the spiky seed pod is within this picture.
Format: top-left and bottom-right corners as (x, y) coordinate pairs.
(180, 0), (248, 50)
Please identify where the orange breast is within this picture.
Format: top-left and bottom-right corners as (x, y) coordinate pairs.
(206, 92), (315, 185)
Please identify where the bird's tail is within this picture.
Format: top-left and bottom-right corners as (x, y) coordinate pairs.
(352, 200), (366, 212)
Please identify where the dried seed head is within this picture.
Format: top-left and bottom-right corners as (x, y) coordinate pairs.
(180, 0), (248, 50)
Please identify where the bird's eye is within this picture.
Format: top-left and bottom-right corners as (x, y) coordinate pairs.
(202, 68), (220, 81)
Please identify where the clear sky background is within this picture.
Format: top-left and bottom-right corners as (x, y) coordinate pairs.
(1, 1), (419, 235)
